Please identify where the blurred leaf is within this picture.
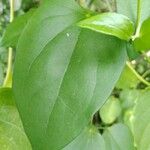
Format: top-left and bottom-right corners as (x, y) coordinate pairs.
(0, 88), (32, 150)
(133, 90), (150, 150)
(99, 96), (122, 124)
(116, 65), (139, 89)
(120, 89), (140, 132)
(103, 124), (134, 150)
(13, 0), (127, 149)
(14, 0), (22, 11)
(64, 124), (134, 150)
(134, 18), (150, 51)
(78, 12), (134, 40)
(0, 9), (36, 48)
(116, 0), (150, 25)
(63, 125), (105, 150)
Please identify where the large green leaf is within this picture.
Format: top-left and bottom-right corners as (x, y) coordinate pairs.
(78, 12), (134, 40)
(13, 0), (127, 149)
(134, 17), (150, 51)
(116, 0), (150, 25)
(0, 88), (31, 150)
(0, 9), (36, 48)
(133, 90), (150, 150)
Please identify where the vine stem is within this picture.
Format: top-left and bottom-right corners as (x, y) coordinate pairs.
(3, 0), (14, 87)
(126, 62), (150, 86)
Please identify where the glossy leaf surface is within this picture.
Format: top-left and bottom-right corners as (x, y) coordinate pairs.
(116, 65), (139, 89)
(78, 12), (134, 40)
(103, 124), (134, 150)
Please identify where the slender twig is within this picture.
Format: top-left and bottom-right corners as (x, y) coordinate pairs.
(132, 0), (142, 40)
(126, 61), (150, 86)
(3, 0), (14, 87)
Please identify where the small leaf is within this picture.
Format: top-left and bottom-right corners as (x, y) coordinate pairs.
(78, 12), (134, 40)
(99, 97), (122, 124)
(0, 88), (32, 150)
(134, 18), (150, 51)
(0, 9), (36, 48)
(133, 90), (150, 150)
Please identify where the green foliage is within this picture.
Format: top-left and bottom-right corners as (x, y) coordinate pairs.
(0, 88), (32, 150)
(0, 0), (150, 150)
(134, 18), (150, 51)
(78, 12), (134, 40)
(116, 65), (139, 89)
(0, 9), (36, 47)
(116, 0), (150, 24)
(133, 90), (150, 150)
(12, 0), (127, 149)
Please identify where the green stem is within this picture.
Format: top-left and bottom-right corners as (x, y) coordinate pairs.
(3, 0), (14, 87)
(135, 0), (142, 38)
(126, 62), (150, 86)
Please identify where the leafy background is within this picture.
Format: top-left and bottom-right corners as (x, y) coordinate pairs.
(0, 0), (150, 150)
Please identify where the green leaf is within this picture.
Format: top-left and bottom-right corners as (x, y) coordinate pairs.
(120, 89), (140, 132)
(133, 90), (150, 150)
(116, 0), (137, 23)
(134, 18), (150, 51)
(0, 88), (32, 150)
(13, 0), (127, 149)
(63, 125), (106, 150)
(103, 124), (134, 150)
(116, 0), (150, 24)
(78, 12), (134, 40)
(99, 96), (122, 124)
(64, 124), (134, 150)
(0, 9), (36, 48)
(120, 89), (139, 110)
(116, 65), (139, 89)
